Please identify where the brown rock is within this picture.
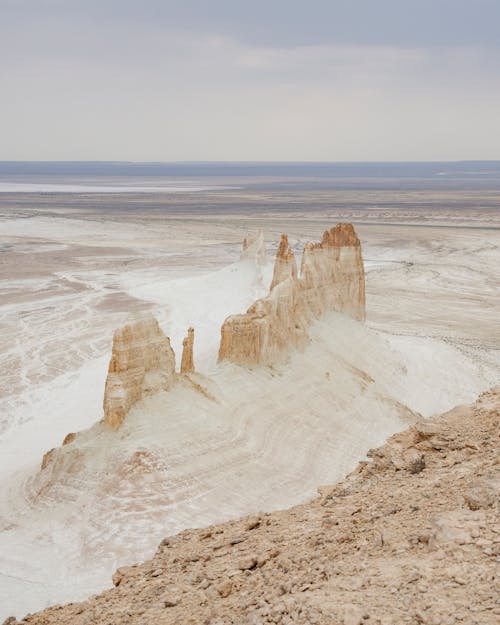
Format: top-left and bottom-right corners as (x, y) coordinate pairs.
(62, 432), (76, 446)
(403, 448), (426, 474)
(111, 566), (138, 587)
(463, 480), (497, 510)
(180, 327), (195, 374)
(245, 515), (262, 531)
(216, 580), (233, 598)
(218, 224), (365, 366)
(238, 556), (258, 571)
(103, 315), (176, 430)
(162, 594), (181, 607)
(41, 448), (57, 470)
(343, 605), (365, 625)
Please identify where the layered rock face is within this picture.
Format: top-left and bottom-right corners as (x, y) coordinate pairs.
(180, 327), (195, 374)
(103, 316), (176, 430)
(219, 223), (365, 366)
(269, 234), (297, 290)
(299, 223), (365, 321)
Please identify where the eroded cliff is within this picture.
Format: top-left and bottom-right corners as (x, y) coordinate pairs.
(42, 224), (365, 446)
(218, 223), (365, 366)
(103, 315), (176, 430)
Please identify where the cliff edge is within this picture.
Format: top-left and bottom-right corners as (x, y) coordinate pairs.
(14, 388), (499, 625)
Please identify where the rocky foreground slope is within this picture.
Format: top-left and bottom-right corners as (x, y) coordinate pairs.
(12, 389), (499, 625)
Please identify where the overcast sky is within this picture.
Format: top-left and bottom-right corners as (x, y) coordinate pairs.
(1, 0), (499, 161)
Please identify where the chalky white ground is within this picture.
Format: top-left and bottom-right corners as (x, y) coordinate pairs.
(0, 209), (498, 620)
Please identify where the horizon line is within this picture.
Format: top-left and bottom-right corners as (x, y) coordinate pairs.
(1, 159), (500, 165)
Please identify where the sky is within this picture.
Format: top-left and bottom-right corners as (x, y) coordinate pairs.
(1, 0), (499, 161)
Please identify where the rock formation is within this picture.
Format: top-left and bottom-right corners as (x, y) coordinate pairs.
(241, 230), (266, 264)
(19, 388), (500, 625)
(41, 224), (365, 453)
(40, 448), (57, 471)
(103, 315), (176, 430)
(219, 223), (365, 366)
(269, 234), (297, 290)
(180, 327), (195, 374)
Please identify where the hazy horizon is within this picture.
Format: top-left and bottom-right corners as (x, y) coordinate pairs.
(2, 159), (500, 164)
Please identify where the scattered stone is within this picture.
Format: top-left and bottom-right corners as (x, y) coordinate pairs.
(238, 556), (258, 571)
(162, 594), (180, 608)
(200, 529), (213, 540)
(343, 605), (365, 625)
(404, 449), (426, 474)
(216, 580), (232, 598)
(229, 535), (247, 545)
(245, 515), (262, 531)
(463, 481), (496, 510)
(111, 566), (137, 587)
(16, 389), (500, 625)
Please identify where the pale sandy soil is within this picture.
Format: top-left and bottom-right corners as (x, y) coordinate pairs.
(0, 186), (498, 619)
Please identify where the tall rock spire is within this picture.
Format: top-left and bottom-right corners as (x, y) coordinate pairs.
(180, 327), (195, 374)
(270, 234), (297, 291)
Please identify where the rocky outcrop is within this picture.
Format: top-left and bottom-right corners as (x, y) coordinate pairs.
(40, 448), (57, 471)
(180, 327), (195, 374)
(219, 224), (365, 366)
(21, 389), (500, 625)
(62, 432), (76, 446)
(103, 315), (176, 430)
(269, 234), (297, 290)
(39, 432), (77, 471)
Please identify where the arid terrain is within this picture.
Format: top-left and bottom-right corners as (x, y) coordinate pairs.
(8, 388), (498, 625)
(0, 174), (499, 620)
(2, 0), (500, 615)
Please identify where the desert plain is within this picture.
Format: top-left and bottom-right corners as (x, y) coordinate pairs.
(0, 174), (499, 620)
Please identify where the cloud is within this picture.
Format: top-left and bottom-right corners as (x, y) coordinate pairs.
(0, 1), (499, 160)
(3, 0), (500, 46)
